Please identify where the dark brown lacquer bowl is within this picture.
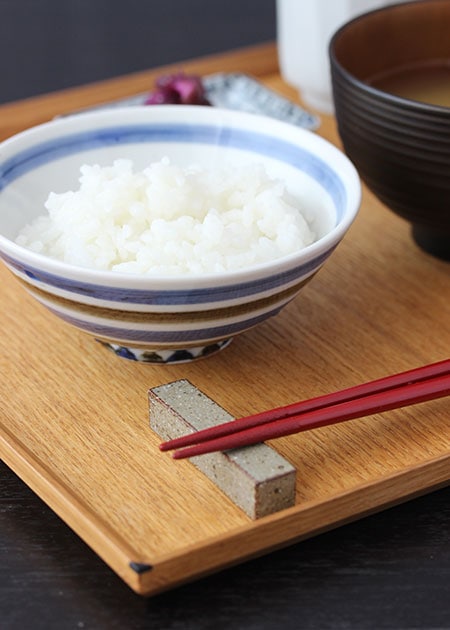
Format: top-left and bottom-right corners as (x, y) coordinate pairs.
(329, 0), (450, 260)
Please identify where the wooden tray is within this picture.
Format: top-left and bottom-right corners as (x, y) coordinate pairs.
(1, 44), (449, 596)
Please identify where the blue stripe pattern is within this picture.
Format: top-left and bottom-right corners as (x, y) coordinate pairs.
(1, 248), (333, 305)
(0, 123), (346, 217)
(48, 304), (284, 342)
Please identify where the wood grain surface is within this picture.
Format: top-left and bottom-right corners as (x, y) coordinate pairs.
(0, 43), (449, 596)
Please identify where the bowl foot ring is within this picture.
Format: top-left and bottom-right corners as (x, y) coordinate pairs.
(97, 338), (233, 364)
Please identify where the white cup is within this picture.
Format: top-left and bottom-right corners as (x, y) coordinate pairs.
(276, 0), (389, 113)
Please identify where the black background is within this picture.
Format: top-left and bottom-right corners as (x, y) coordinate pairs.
(0, 0), (276, 103)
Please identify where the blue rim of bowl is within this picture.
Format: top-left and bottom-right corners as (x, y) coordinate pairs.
(0, 123), (348, 216)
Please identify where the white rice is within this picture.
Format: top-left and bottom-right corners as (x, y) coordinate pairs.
(16, 158), (316, 275)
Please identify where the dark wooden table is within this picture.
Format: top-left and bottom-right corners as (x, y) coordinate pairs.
(2, 461), (450, 629)
(1, 43), (449, 629)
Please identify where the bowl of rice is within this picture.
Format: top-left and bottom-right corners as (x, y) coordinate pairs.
(0, 105), (360, 363)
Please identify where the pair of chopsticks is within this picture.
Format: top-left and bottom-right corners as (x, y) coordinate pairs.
(160, 359), (450, 459)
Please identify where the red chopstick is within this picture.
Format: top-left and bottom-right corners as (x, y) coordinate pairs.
(170, 372), (449, 459)
(159, 359), (450, 459)
(160, 359), (450, 453)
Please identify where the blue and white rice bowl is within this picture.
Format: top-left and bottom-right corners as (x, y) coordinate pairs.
(0, 106), (360, 363)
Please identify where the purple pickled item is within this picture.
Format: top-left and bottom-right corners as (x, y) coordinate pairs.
(169, 75), (207, 104)
(144, 86), (180, 105)
(145, 73), (211, 106)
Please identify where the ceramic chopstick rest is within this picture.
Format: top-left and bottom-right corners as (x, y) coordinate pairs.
(149, 379), (296, 519)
